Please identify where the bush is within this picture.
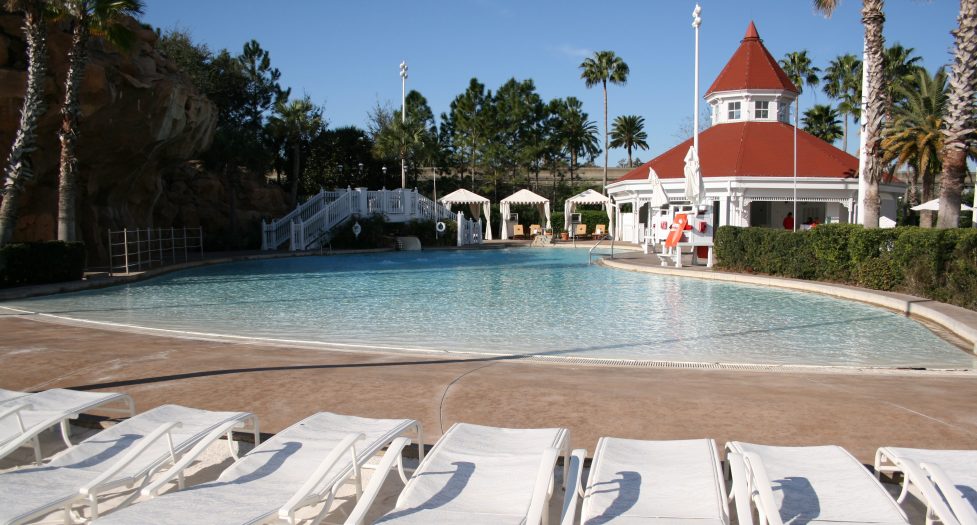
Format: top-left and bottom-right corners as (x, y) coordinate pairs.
(0, 241), (86, 288)
(327, 215), (459, 249)
(715, 224), (977, 311)
(550, 209), (609, 234)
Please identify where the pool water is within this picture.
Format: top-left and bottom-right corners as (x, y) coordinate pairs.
(3, 248), (973, 368)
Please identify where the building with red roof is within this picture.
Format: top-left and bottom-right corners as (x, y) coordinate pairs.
(606, 22), (903, 242)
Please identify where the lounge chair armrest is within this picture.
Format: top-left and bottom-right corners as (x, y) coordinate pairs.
(80, 421), (182, 497)
(140, 417), (250, 497)
(741, 452), (785, 525)
(0, 403), (32, 431)
(526, 447), (561, 525)
(727, 452), (755, 525)
(343, 437), (412, 525)
(559, 448), (587, 525)
(278, 432), (365, 523)
(920, 462), (974, 525)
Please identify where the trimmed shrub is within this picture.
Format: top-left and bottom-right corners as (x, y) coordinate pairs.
(0, 241), (86, 288)
(715, 224), (977, 311)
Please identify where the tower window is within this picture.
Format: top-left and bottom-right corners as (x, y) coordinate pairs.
(728, 101), (741, 120)
(755, 100), (769, 119)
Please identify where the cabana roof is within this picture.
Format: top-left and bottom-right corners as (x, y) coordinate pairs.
(565, 189), (610, 205)
(440, 188), (489, 204)
(501, 188), (549, 204)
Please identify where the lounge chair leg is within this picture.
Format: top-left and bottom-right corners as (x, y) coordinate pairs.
(60, 418), (74, 448)
(31, 434), (42, 464)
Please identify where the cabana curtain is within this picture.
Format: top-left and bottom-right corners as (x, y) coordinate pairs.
(500, 189), (551, 240)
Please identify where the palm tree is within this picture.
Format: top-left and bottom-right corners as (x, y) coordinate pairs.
(822, 53), (861, 152)
(268, 96), (324, 207)
(0, 0), (49, 246)
(609, 115), (649, 168)
(373, 114), (436, 190)
(936, 0), (977, 228)
(53, 0), (144, 243)
(553, 97), (600, 187)
(813, 0), (886, 228)
(882, 43), (922, 118)
(803, 104), (844, 143)
(882, 68), (947, 227)
(579, 51), (629, 194)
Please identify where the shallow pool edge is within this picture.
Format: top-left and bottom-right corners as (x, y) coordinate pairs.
(599, 257), (977, 355)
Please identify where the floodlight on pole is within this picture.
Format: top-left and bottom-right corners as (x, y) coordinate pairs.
(692, 4), (701, 154)
(400, 60), (408, 189)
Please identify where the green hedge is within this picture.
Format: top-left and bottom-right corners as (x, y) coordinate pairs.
(550, 209), (611, 234)
(714, 224), (977, 310)
(328, 215), (459, 249)
(0, 241), (86, 288)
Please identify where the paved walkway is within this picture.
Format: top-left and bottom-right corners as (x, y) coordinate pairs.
(1, 313), (975, 463)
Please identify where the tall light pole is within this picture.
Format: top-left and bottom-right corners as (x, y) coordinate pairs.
(400, 60), (408, 189)
(692, 4), (701, 154)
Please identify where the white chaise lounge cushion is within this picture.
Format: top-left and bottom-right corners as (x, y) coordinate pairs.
(730, 442), (908, 525)
(375, 422), (568, 524)
(0, 404), (251, 525)
(93, 412), (417, 525)
(580, 437), (727, 524)
(0, 388), (131, 450)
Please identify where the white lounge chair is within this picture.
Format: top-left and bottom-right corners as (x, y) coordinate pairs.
(876, 447), (977, 525)
(0, 388), (135, 463)
(92, 412), (421, 525)
(562, 437), (729, 525)
(347, 422), (570, 525)
(727, 442), (910, 525)
(0, 388), (29, 404)
(0, 404), (257, 525)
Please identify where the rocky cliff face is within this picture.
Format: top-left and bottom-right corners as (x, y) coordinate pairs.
(0, 14), (287, 262)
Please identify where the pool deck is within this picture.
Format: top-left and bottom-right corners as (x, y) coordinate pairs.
(1, 243), (976, 466)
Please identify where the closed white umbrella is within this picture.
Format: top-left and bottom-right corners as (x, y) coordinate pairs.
(683, 146), (704, 206)
(911, 198), (973, 212)
(648, 168), (669, 208)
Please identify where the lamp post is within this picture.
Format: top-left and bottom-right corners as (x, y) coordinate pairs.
(692, 4), (701, 154)
(337, 164), (343, 188)
(382, 166), (388, 188)
(400, 60), (408, 189)
(358, 162), (364, 187)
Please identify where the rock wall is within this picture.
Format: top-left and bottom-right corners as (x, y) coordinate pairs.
(0, 14), (287, 262)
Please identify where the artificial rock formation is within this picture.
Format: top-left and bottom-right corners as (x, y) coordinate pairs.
(0, 13), (286, 262)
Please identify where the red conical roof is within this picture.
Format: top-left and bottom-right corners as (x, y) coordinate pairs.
(706, 22), (799, 95)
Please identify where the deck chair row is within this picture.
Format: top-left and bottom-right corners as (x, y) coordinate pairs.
(2, 387), (975, 525)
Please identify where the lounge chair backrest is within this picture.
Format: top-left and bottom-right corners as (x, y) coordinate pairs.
(581, 437), (728, 524)
(513, 224), (525, 236)
(530, 224), (542, 235)
(729, 442), (909, 525)
(574, 224), (587, 236)
(594, 224), (606, 235)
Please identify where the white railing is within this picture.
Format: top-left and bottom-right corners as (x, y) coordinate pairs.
(263, 188), (459, 251)
(107, 227), (203, 275)
(261, 189), (344, 250)
(456, 212), (483, 246)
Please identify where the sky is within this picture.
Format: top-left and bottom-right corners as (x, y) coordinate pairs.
(142, 1), (962, 167)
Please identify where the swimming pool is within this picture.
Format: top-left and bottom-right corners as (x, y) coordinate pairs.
(2, 248), (972, 368)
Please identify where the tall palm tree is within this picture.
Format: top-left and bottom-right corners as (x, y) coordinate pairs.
(937, 0), (977, 228)
(813, 0), (886, 228)
(0, 0), (49, 246)
(822, 53), (862, 152)
(553, 97), (600, 187)
(268, 96), (324, 207)
(579, 51), (629, 194)
(882, 43), (922, 118)
(883, 68), (948, 227)
(609, 115), (649, 168)
(373, 114), (436, 190)
(803, 104), (844, 143)
(53, 0), (143, 243)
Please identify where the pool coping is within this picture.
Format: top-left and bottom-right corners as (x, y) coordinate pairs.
(599, 256), (977, 355)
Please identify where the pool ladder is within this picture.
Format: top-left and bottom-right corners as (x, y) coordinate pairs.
(588, 235), (615, 265)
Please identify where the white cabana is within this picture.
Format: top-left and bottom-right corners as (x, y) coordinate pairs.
(440, 188), (493, 240)
(911, 198), (973, 212)
(500, 189), (550, 240)
(564, 188), (613, 236)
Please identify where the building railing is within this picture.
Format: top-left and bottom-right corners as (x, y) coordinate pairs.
(107, 227), (203, 275)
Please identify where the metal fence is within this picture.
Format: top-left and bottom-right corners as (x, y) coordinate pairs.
(107, 227), (204, 275)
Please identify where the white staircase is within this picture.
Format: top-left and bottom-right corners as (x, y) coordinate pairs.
(262, 188), (464, 251)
